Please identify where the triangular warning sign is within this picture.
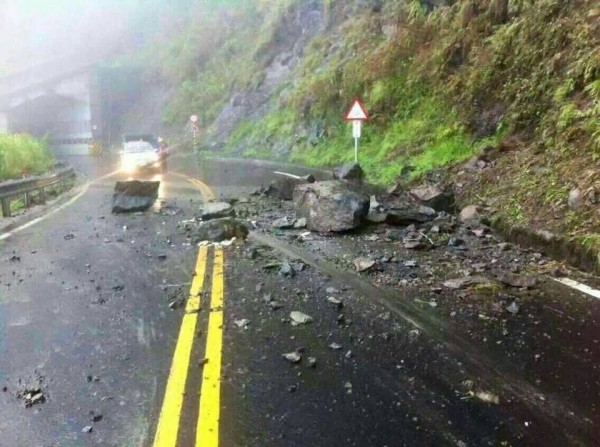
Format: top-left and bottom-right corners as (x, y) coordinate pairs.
(345, 98), (369, 121)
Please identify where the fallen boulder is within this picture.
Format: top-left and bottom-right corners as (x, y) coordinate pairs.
(386, 207), (435, 226)
(332, 163), (364, 183)
(112, 181), (160, 213)
(190, 218), (249, 243)
(409, 186), (455, 213)
(269, 173), (315, 200)
(199, 202), (235, 220)
(293, 180), (370, 232)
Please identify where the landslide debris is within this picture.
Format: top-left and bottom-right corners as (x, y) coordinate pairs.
(112, 181), (160, 213)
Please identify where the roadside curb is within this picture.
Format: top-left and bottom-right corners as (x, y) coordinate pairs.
(491, 217), (599, 274)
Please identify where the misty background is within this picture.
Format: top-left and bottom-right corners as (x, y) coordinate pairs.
(0, 0), (226, 74)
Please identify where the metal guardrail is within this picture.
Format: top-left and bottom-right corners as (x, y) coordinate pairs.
(0, 166), (76, 217)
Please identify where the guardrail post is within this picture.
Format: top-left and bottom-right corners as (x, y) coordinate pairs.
(24, 192), (31, 208)
(1, 199), (10, 217)
(39, 188), (46, 204)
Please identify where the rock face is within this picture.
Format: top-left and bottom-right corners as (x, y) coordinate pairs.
(293, 180), (370, 232)
(112, 181), (160, 213)
(270, 174), (315, 200)
(332, 163), (364, 183)
(200, 202), (235, 220)
(409, 186), (455, 212)
(190, 218), (249, 243)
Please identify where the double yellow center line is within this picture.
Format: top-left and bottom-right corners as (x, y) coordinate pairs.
(153, 246), (225, 447)
(169, 171), (216, 201)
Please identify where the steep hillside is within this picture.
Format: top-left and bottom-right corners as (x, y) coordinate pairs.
(147, 0), (600, 244)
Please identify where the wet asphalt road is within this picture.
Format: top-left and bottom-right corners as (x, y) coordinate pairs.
(0, 154), (599, 446)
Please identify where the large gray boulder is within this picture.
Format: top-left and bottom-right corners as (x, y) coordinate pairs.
(200, 202), (235, 220)
(112, 181), (160, 213)
(332, 163), (364, 183)
(293, 180), (369, 232)
(409, 186), (455, 212)
(190, 218), (249, 243)
(269, 174), (315, 200)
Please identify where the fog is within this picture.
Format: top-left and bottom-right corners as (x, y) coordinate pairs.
(0, 0), (208, 75)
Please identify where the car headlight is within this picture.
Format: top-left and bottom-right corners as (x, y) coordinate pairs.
(121, 156), (137, 173)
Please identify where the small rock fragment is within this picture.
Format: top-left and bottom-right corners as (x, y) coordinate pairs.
(568, 188), (583, 210)
(443, 276), (495, 290)
(494, 271), (538, 288)
(459, 205), (481, 223)
(293, 218), (307, 229)
(447, 238), (465, 247)
(234, 319), (250, 329)
(290, 311), (313, 325)
(90, 412), (103, 423)
(472, 228), (487, 238)
(272, 217), (296, 229)
(327, 296), (343, 308)
(198, 358), (209, 367)
(279, 262), (295, 277)
(329, 342), (343, 350)
(283, 352), (302, 364)
(506, 301), (520, 315)
(268, 301), (283, 311)
(353, 257), (376, 272)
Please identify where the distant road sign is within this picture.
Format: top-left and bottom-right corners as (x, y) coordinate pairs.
(190, 115), (198, 123)
(344, 98), (369, 121)
(345, 98), (369, 163)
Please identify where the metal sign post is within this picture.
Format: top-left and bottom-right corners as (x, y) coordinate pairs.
(344, 98), (369, 163)
(352, 120), (361, 163)
(190, 115), (199, 152)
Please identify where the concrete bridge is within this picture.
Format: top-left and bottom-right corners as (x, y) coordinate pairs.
(0, 58), (106, 156)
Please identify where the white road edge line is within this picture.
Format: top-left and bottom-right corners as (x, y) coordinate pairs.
(0, 170), (118, 241)
(552, 277), (600, 300)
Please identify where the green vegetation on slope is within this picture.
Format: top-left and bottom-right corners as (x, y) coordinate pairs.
(146, 0), (600, 237)
(0, 134), (54, 180)
(153, 0), (296, 127)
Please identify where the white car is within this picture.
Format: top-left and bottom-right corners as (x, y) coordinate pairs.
(120, 141), (161, 173)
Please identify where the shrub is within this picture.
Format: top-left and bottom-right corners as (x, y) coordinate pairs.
(0, 134), (54, 180)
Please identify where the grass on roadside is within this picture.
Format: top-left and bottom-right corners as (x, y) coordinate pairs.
(0, 133), (54, 180)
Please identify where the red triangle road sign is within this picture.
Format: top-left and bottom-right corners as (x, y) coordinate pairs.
(344, 98), (369, 121)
